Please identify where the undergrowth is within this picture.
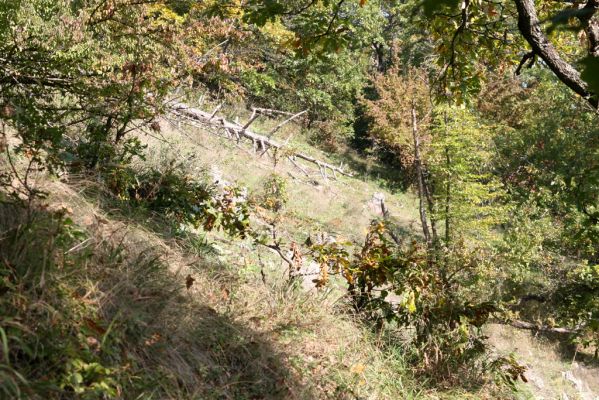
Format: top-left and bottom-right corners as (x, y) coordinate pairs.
(0, 197), (295, 399)
(0, 187), (426, 399)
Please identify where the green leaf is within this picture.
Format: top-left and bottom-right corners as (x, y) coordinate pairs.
(72, 372), (83, 385)
(580, 56), (599, 96)
(406, 291), (417, 314)
(0, 328), (9, 365)
(421, 0), (460, 18)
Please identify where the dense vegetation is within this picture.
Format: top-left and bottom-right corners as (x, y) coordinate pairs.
(1, 0), (598, 398)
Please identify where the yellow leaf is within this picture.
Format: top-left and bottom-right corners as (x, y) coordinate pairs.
(350, 363), (366, 374)
(407, 291), (417, 314)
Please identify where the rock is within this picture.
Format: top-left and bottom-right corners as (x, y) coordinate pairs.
(297, 261), (321, 291)
(562, 370), (594, 400)
(366, 192), (386, 215)
(526, 372), (545, 390)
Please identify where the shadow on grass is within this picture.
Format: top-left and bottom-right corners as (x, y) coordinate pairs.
(0, 199), (313, 399)
(507, 297), (599, 368)
(68, 174), (221, 255)
(100, 251), (306, 399)
(529, 330), (599, 369)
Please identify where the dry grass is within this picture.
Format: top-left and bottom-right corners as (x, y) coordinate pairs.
(0, 108), (524, 399)
(486, 323), (599, 400)
(155, 113), (419, 244)
(2, 176), (417, 399)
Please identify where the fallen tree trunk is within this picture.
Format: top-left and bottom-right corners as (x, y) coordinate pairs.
(510, 320), (578, 335)
(171, 103), (352, 177)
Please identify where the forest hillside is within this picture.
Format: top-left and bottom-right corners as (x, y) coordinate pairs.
(1, 1), (599, 399)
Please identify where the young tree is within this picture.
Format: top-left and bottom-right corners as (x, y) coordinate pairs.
(360, 66), (437, 245)
(0, 0), (202, 176)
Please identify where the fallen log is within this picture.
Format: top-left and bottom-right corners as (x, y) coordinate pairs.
(171, 103), (352, 177)
(510, 320), (578, 335)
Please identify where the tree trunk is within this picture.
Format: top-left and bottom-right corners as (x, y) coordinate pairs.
(422, 171), (439, 245)
(173, 103), (352, 177)
(445, 146), (451, 245)
(579, 0), (599, 57)
(411, 105), (432, 247)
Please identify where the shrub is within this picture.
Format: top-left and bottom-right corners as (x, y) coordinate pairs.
(309, 221), (526, 387)
(557, 263), (599, 354)
(258, 173), (288, 213)
(0, 0), (193, 181)
(105, 161), (251, 238)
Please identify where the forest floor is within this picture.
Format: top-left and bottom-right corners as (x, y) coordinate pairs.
(155, 108), (599, 400)
(6, 106), (598, 399)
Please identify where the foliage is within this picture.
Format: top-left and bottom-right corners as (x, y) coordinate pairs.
(3, 0), (599, 396)
(351, 64), (519, 386)
(181, 0), (377, 133)
(248, 50), (370, 128)
(420, 0), (599, 105)
(557, 263), (599, 353)
(308, 220), (525, 386)
(258, 173), (289, 212)
(481, 71), (599, 351)
(0, 0), (197, 179)
(106, 161), (251, 238)
(0, 204), (121, 399)
(486, 73), (599, 258)
(428, 105), (507, 242)
(359, 66), (431, 174)
(361, 67), (506, 244)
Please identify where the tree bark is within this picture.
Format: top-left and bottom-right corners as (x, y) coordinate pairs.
(514, 0), (598, 108)
(422, 171), (439, 245)
(580, 0), (599, 57)
(445, 146), (451, 244)
(411, 105), (432, 246)
(510, 320), (578, 334)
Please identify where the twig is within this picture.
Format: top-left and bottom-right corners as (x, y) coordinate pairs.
(209, 103), (223, 120)
(267, 110), (307, 138)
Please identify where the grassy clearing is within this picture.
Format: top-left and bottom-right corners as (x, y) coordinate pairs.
(157, 112), (420, 245)
(0, 170), (422, 399)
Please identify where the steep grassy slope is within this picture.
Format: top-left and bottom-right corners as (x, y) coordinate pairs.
(4, 108), (595, 399)
(158, 109), (420, 245)
(1, 177), (423, 399)
(114, 111), (599, 400)
(0, 114), (427, 399)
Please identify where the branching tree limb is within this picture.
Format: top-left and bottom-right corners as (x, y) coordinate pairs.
(514, 0), (598, 108)
(515, 50), (536, 75)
